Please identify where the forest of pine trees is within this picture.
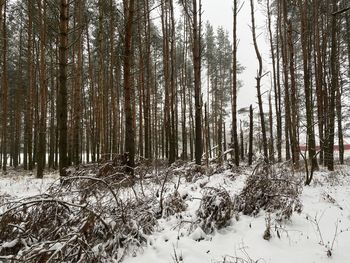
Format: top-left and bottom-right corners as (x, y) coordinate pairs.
(0, 0), (349, 182)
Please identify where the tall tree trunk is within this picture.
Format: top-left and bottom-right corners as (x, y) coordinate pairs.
(181, 22), (188, 160)
(275, 1), (283, 162)
(299, 0), (318, 171)
(248, 105), (253, 165)
(161, 0), (171, 162)
(250, 0), (268, 162)
(72, 0), (83, 165)
(314, 0), (325, 164)
(336, 78), (344, 164)
(280, 0), (291, 162)
(58, 0), (69, 176)
(240, 121), (244, 161)
(231, 0), (239, 166)
(37, 0), (47, 178)
(1, 1), (8, 172)
(14, 23), (24, 168)
(49, 44), (56, 169)
(144, 0), (152, 159)
(123, 0), (135, 175)
(169, 0), (177, 164)
(287, 20), (299, 165)
(269, 93), (274, 163)
(193, 0), (202, 165)
(267, 0), (280, 163)
(325, 0), (339, 171)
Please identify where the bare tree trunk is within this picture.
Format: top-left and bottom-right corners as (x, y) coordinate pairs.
(37, 0), (47, 178)
(248, 105), (253, 165)
(299, 0), (318, 171)
(314, 0), (325, 164)
(14, 23), (24, 168)
(325, 0), (339, 171)
(181, 21), (188, 160)
(269, 93), (274, 163)
(161, 0), (170, 162)
(250, 0), (268, 162)
(204, 103), (209, 165)
(137, 5), (144, 158)
(49, 44), (56, 169)
(336, 77), (344, 164)
(123, 0), (135, 175)
(144, 0), (152, 159)
(267, 0), (279, 163)
(192, 0), (202, 165)
(0, 36), (2, 171)
(169, 0), (177, 164)
(275, 1), (283, 162)
(231, 0), (239, 166)
(1, 1), (8, 172)
(72, 0), (83, 165)
(287, 20), (299, 165)
(58, 0), (69, 176)
(280, 0), (291, 162)
(240, 120), (244, 161)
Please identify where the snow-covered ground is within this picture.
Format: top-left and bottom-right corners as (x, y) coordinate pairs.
(0, 170), (58, 201)
(1, 166), (350, 263)
(123, 167), (350, 263)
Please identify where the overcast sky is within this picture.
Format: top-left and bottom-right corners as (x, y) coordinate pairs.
(201, 0), (272, 111)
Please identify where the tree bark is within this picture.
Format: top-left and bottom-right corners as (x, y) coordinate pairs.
(37, 0), (47, 178)
(248, 105), (253, 165)
(231, 0), (239, 166)
(1, 1), (8, 172)
(250, 0), (268, 162)
(299, 0), (318, 170)
(123, 0), (135, 174)
(58, 0), (69, 176)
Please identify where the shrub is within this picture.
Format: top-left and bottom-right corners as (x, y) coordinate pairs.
(197, 187), (233, 233)
(234, 163), (303, 221)
(163, 191), (188, 218)
(0, 181), (157, 262)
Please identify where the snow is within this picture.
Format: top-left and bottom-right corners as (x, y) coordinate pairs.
(124, 167), (350, 263)
(1, 166), (350, 262)
(0, 169), (58, 199)
(190, 227), (207, 241)
(0, 239), (18, 249)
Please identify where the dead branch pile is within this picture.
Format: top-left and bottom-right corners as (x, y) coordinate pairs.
(0, 174), (157, 262)
(197, 187), (233, 234)
(68, 160), (134, 190)
(162, 191), (188, 218)
(234, 163), (303, 220)
(184, 164), (206, 182)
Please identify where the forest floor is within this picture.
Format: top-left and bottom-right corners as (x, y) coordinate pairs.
(1, 163), (350, 263)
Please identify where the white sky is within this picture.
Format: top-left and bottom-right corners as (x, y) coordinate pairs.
(201, 0), (272, 111)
